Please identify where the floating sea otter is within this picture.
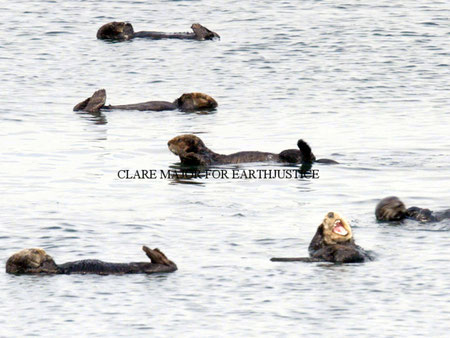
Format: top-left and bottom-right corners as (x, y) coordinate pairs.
(97, 22), (219, 41)
(73, 89), (218, 114)
(167, 134), (338, 166)
(375, 196), (450, 223)
(271, 212), (373, 263)
(6, 246), (177, 275)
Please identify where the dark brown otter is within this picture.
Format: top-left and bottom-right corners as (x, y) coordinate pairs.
(73, 89), (217, 114)
(97, 22), (219, 41)
(271, 212), (373, 263)
(375, 196), (450, 223)
(167, 134), (338, 166)
(6, 246), (177, 275)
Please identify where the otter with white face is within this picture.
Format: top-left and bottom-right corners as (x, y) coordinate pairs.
(168, 134), (338, 166)
(320, 212), (353, 244)
(74, 89), (217, 114)
(375, 196), (450, 223)
(271, 212), (372, 263)
(6, 246), (177, 275)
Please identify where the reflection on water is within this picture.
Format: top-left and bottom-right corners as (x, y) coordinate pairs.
(76, 111), (108, 125)
(1, 0), (450, 336)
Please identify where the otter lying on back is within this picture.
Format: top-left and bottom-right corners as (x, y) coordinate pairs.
(167, 134), (338, 166)
(375, 196), (450, 223)
(271, 212), (373, 263)
(6, 246), (177, 275)
(74, 89), (217, 114)
(97, 22), (219, 41)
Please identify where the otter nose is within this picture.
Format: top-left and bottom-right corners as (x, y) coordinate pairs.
(327, 212), (334, 218)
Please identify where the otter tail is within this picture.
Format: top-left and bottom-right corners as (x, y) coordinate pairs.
(297, 139), (315, 162)
(73, 89), (106, 113)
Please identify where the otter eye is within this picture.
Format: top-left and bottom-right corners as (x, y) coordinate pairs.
(327, 212), (334, 218)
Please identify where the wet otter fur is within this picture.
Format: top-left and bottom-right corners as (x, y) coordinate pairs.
(271, 212), (373, 263)
(74, 89), (217, 114)
(6, 246), (177, 275)
(167, 134), (338, 166)
(96, 22), (135, 40)
(97, 22), (219, 41)
(375, 196), (450, 223)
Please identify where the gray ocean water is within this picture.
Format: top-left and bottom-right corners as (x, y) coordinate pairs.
(1, 0), (450, 336)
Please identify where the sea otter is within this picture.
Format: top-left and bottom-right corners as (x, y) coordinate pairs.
(167, 134), (338, 166)
(97, 22), (219, 41)
(271, 212), (373, 263)
(73, 89), (218, 114)
(375, 196), (450, 223)
(6, 246), (177, 275)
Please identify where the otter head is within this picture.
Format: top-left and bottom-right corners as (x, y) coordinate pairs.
(322, 212), (353, 245)
(168, 134), (207, 156)
(96, 22), (135, 40)
(375, 196), (407, 221)
(173, 93), (218, 112)
(6, 248), (59, 274)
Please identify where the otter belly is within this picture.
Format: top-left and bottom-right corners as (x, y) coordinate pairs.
(57, 260), (177, 274)
(58, 260), (139, 274)
(133, 31), (196, 40)
(107, 101), (177, 111)
(311, 244), (372, 263)
(219, 151), (280, 164)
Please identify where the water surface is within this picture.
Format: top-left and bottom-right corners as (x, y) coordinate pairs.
(1, 0), (449, 336)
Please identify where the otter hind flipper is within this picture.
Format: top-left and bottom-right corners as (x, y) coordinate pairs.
(73, 98), (90, 112)
(297, 139), (315, 162)
(270, 257), (323, 262)
(142, 246), (174, 266)
(73, 89), (106, 113)
(191, 23), (220, 40)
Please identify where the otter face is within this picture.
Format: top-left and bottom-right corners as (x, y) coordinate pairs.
(96, 22), (135, 40)
(375, 196), (407, 221)
(167, 134), (206, 156)
(174, 93), (218, 112)
(6, 248), (58, 274)
(322, 212), (353, 245)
